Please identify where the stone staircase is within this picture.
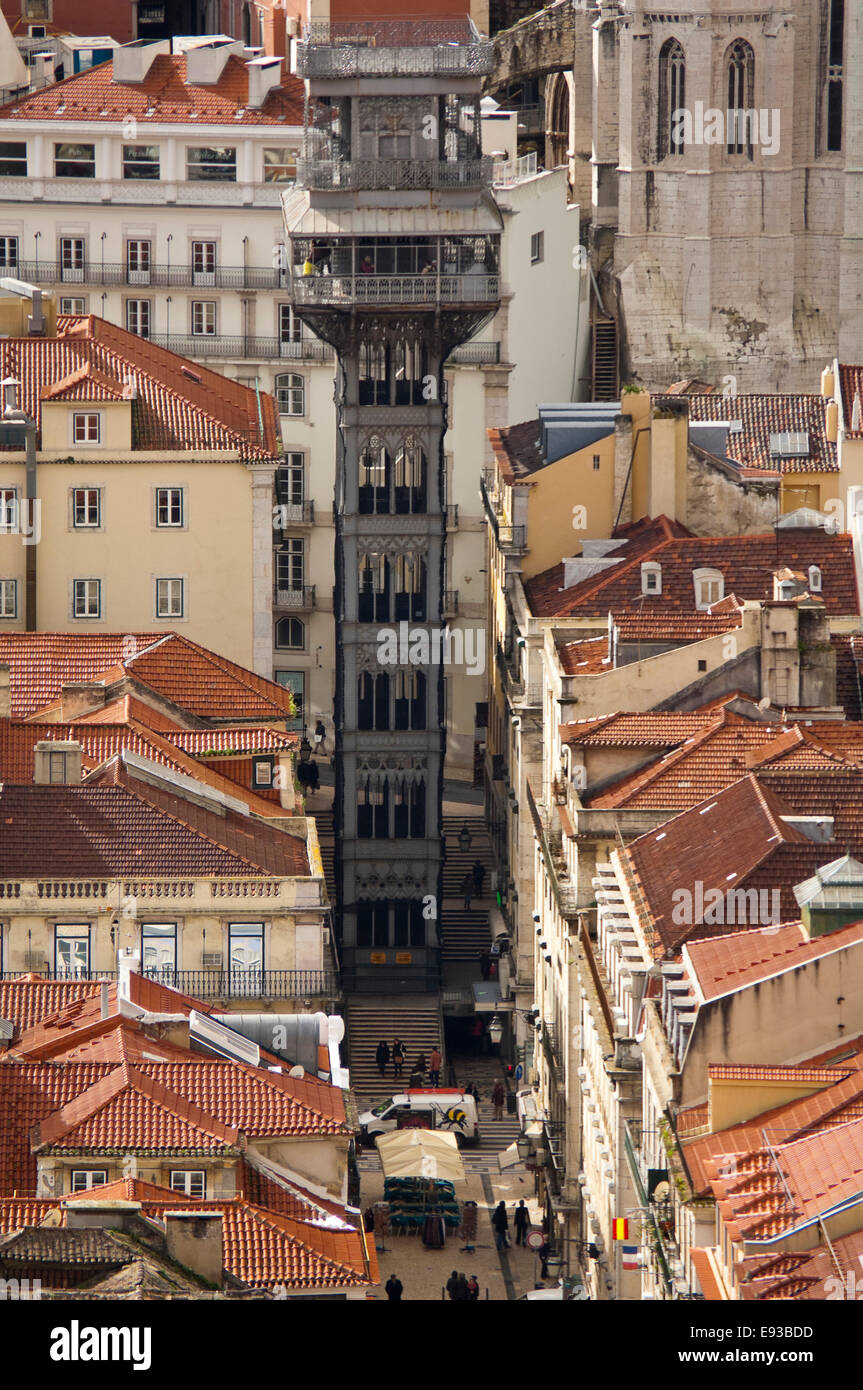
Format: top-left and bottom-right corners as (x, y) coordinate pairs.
(345, 995), (446, 1100)
(440, 908), (492, 965)
(441, 814), (494, 900)
(450, 1054), (522, 1152)
(440, 814), (496, 967)
(311, 807), (336, 904)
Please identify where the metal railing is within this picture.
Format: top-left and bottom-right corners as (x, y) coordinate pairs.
(447, 341), (501, 365)
(274, 583), (316, 609)
(0, 968), (338, 998)
(492, 152), (539, 187)
(274, 500), (315, 525)
(498, 523), (527, 553)
(297, 157), (491, 191)
(146, 334), (330, 361)
(289, 273), (498, 307)
(12, 259), (291, 290)
(298, 19), (492, 78)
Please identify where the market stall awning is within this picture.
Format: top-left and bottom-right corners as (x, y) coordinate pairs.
(376, 1128), (466, 1182)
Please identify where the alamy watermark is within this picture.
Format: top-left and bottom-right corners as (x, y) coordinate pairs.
(377, 621), (485, 677)
(670, 881), (782, 930)
(672, 104), (780, 156)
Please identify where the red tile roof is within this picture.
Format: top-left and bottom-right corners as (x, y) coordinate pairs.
(560, 710), (710, 748)
(0, 316), (278, 456)
(166, 727), (298, 755)
(488, 419), (544, 482)
(0, 778), (308, 878)
(614, 610), (742, 642)
(556, 635), (611, 675)
(524, 521), (857, 619)
(684, 392), (837, 473)
(0, 632), (295, 721)
(683, 919), (863, 1003)
(0, 979), (104, 1037)
(0, 53), (304, 128)
(838, 365), (863, 440)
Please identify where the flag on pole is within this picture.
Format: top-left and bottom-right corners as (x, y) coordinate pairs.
(622, 1245), (639, 1270)
(612, 1217), (629, 1241)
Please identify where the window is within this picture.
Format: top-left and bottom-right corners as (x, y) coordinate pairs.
(71, 1170), (108, 1192)
(122, 144), (160, 179)
(274, 670), (304, 725)
(658, 38), (686, 156)
(73, 413), (100, 443)
(55, 142), (96, 178)
(228, 922), (264, 972)
(276, 538), (304, 591)
(641, 562), (662, 595)
(48, 749), (70, 783)
(170, 1170), (206, 1197)
(0, 143), (25, 176)
(530, 231), (544, 264)
(73, 488), (100, 528)
(263, 147), (298, 182)
(73, 578), (101, 618)
(24, 0), (52, 17)
(142, 922), (177, 974)
(726, 40), (755, 157)
(593, 454), (601, 471)
(825, 0), (844, 152)
(252, 756), (274, 787)
(808, 565), (823, 593)
(60, 297), (87, 314)
(192, 240), (216, 282)
(693, 568), (724, 611)
(275, 616), (305, 649)
(275, 373), (304, 416)
(60, 236), (85, 281)
(192, 301), (216, 336)
(0, 487), (16, 528)
(156, 578), (184, 618)
(275, 454), (305, 520)
(0, 579), (16, 618)
(187, 146), (237, 181)
(126, 299), (151, 338)
(278, 303), (301, 344)
(0, 237), (18, 270)
(55, 925), (89, 974)
(156, 488), (184, 527)
(126, 238), (151, 282)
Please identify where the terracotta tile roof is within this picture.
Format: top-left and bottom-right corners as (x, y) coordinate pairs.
(0, 779), (308, 878)
(0, 632), (295, 721)
(735, 1228), (863, 1300)
(683, 392), (837, 473)
(556, 635), (611, 675)
(614, 609), (742, 642)
(166, 727), (299, 755)
(561, 710), (710, 748)
(623, 775), (834, 952)
(524, 522), (857, 619)
(0, 1225), (133, 1267)
(838, 365), (863, 440)
(488, 419), (544, 482)
(832, 633), (863, 720)
(689, 1247), (728, 1300)
(0, 979), (104, 1037)
(0, 53), (304, 128)
(71, 696), (184, 731)
(683, 919), (863, 1002)
(10, 1016), (200, 1065)
(0, 316), (278, 456)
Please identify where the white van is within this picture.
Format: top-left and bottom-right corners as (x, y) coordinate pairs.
(359, 1089), (480, 1147)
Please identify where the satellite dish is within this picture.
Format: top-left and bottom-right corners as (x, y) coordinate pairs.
(288, 1065), (305, 1079)
(652, 1180), (671, 1203)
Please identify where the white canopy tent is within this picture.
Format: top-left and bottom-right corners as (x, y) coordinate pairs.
(375, 1128), (467, 1182)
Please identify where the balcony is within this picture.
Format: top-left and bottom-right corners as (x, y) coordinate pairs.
(0, 968), (338, 999)
(289, 272), (499, 309)
(297, 157), (491, 191)
(274, 583), (316, 610)
(447, 341), (501, 366)
(274, 500), (315, 527)
(14, 260), (290, 290)
(147, 334), (332, 362)
(498, 523), (527, 553)
(297, 19), (493, 79)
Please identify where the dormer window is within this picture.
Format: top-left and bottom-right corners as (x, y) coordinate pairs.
(72, 412), (100, 444)
(808, 565), (823, 593)
(641, 561), (662, 595)
(693, 567), (724, 610)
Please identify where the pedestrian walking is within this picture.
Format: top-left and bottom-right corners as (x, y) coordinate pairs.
(472, 859), (485, 898)
(385, 1273), (403, 1301)
(467, 1274), (480, 1300)
(491, 1200), (510, 1252)
(375, 1040), (390, 1077)
(307, 758), (320, 792)
(538, 1240), (550, 1279)
(492, 1080), (505, 1120)
(461, 872), (474, 912)
(454, 1272), (470, 1301)
(514, 1199), (530, 1247)
(392, 1038), (405, 1079)
(414, 1051), (427, 1081)
(446, 1269), (459, 1300)
(428, 1045), (442, 1087)
(313, 718), (327, 754)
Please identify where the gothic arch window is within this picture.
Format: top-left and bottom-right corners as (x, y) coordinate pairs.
(825, 0), (844, 152)
(726, 39), (755, 157)
(547, 74), (570, 169)
(658, 39), (686, 158)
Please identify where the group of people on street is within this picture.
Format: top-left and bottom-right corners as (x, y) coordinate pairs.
(461, 859), (486, 911)
(446, 1270), (481, 1301)
(492, 1199), (531, 1251)
(375, 1040), (442, 1086)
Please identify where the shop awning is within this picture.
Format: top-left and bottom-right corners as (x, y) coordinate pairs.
(375, 1128), (466, 1182)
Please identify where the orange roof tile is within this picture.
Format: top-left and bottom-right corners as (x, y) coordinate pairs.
(684, 920), (863, 1003)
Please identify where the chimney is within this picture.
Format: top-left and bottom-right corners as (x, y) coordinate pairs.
(820, 364), (835, 399)
(1, 377), (19, 416)
(262, 0), (288, 57)
(246, 55), (282, 108)
(112, 39), (170, 84)
(59, 681), (107, 720)
(33, 740), (82, 786)
(164, 1212), (224, 1286)
(117, 947), (140, 1016)
(30, 52), (54, 90)
(0, 662), (9, 719)
(100, 981), (110, 1020)
(185, 39), (243, 85)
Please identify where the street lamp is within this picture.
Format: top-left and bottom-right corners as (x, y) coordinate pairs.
(299, 727), (312, 762)
(457, 822), (471, 853)
(516, 1133), (531, 1161)
(487, 1015), (503, 1047)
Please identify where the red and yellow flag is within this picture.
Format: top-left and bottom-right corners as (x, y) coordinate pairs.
(612, 1218), (629, 1241)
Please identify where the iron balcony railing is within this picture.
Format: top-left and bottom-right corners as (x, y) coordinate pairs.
(447, 341), (501, 366)
(12, 260), (292, 290)
(296, 157), (491, 191)
(273, 583), (316, 610)
(289, 273), (499, 308)
(0, 968), (338, 998)
(492, 152), (539, 187)
(146, 334), (331, 361)
(273, 500), (315, 526)
(298, 18), (493, 78)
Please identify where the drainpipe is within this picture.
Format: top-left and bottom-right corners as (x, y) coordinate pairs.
(25, 415), (36, 629)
